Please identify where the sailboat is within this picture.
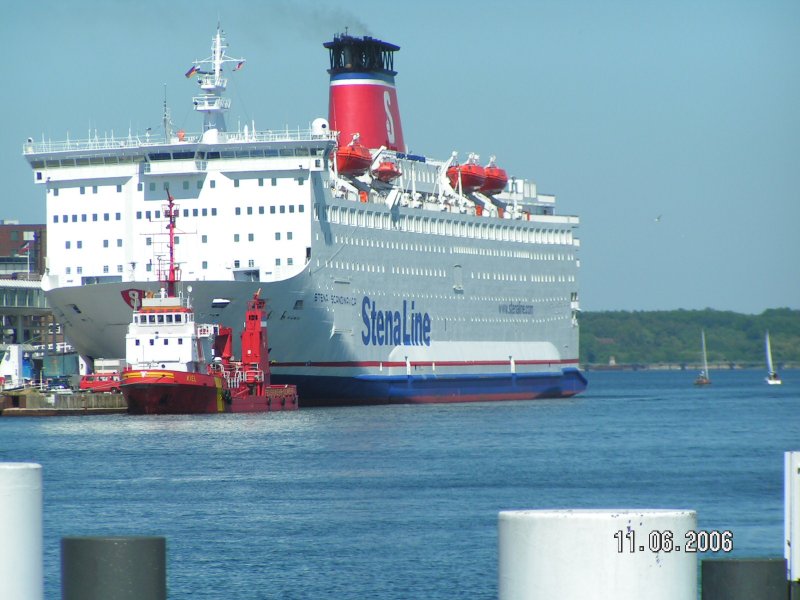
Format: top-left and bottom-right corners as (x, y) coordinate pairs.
(694, 330), (711, 386)
(765, 331), (782, 385)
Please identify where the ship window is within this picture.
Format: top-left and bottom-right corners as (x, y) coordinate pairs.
(193, 208), (199, 217)
(103, 265), (108, 273)
(53, 216), (58, 223)
(202, 261), (208, 269)
(146, 237), (152, 246)
(202, 208), (207, 216)
(234, 180), (240, 188)
(178, 338), (183, 345)
(234, 260), (240, 268)
(175, 236), (180, 244)
(53, 188), (59, 196)
(103, 240), (109, 248)
(271, 178), (277, 186)
(117, 185), (122, 193)
(117, 265), (123, 273)
(80, 187), (85, 195)
(259, 206), (264, 214)
(247, 207), (253, 215)
(77, 266), (82, 274)
(275, 258), (281, 266)
(211, 208), (217, 216)
(175, 315), (182, 323)
(206, 152), (220, 160)
(288, 258), (293, 266)
(299, 205), (305, 213)
(182, 209), (190, 217)
(197, 181), (203, 190)
(210, 180), (216, 189)
(173, 152), (194, 160)
(117, 239), (122, 247)
(258, 178), (264, 186)
(248, 259), (255, 267)
(183, 181), (189, 190)
(148, 315), (155, 323)
(136, 211), (142, 219)
(248, 233), (254, 241)
(275, 232), (281, 241)
(235, 207), (241, 216)
(234, 234), (240, 242)
(201, 235), (207, 243)
(287, 232), (293, 240)
(149, 183), (156, 191)
(137, 183), (143, 191)
(66, 267), (71, 274)
(92, 186), (98, 194)
(270, 206), (276, 214)
(104, 213), (110, 221)
(155, 211), (161, 219)
(116, 213), (121, 220)
(146, 263), (152, 272)
(149, 339), (154, 345)
(135, 339), (140, 346)
(65, 241), (71, 249)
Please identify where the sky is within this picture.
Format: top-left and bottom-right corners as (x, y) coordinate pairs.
(2, 0), (798, 314)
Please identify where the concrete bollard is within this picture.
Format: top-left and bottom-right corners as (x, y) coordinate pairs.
(498, 509), (697, 600)
(0, 462), (43, 600)
(61, 536), (166, 600)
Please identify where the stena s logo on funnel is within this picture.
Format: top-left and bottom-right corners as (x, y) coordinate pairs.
(384, 91), (396, 146)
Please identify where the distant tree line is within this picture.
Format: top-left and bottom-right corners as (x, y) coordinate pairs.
(579, 308), (800, 367)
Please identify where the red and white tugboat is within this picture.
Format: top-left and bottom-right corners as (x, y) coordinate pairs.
(121, 193), (298, 415)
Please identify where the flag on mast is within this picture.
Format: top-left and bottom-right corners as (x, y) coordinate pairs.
(185, 65), (199, 78)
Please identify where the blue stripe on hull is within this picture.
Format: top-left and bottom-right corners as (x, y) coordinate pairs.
(271, 368), (588, 407)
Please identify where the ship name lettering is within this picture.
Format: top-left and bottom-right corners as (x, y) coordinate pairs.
(361, 295), (430, 347)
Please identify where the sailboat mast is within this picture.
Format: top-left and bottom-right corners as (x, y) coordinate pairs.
(701, 330), (709, 374)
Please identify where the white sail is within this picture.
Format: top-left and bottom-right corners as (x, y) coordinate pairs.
(765, 331), (782, 385)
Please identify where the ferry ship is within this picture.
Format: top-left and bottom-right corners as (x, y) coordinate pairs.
(22, 27), (586, 405)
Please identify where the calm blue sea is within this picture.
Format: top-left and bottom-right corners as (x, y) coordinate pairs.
(2, 369), (798, 599)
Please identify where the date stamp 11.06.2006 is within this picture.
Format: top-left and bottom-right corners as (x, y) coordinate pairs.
(614, 529), (733, 554)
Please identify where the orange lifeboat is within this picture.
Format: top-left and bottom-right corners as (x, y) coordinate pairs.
(446, 154), (486, 193)
(480, 156), (509, 195)
(334, 134), (372, 176)
(372, 160), (402, 182)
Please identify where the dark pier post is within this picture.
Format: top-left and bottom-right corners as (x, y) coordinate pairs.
(61, 536), (166, 600)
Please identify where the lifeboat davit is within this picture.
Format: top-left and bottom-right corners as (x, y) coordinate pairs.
(447, 154), (486, 193)
(480, 157), (509, 195)
(334, 134), (372, 176)
(372, 160), (402, 182)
